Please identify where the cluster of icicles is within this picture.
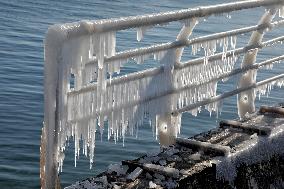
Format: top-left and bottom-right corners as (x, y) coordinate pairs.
(55, 17), (282, 172)
(191, 36), (237, 64)
(256, 78), (284, 100)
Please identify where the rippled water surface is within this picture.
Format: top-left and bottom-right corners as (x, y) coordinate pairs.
(0, 0), (283, 188)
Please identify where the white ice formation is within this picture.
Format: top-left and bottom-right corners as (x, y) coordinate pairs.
(237, 8), (276, 119)
(279, 6), (284, 18)
(191, 36), (237, 64)
(42, 17), (244, 174)
(43, 8), (283, 187)
(137, 26), (152, 42)
(256, 78), (284, 99)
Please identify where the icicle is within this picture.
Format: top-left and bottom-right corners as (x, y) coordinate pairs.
(230, 35), (237, 50)
(89, 119), (96, 169)
(214, 12), (225, 17)
(191, 36), (237, 63)
(153, 50), (167, 61)
(137, 26), (151, 42)
(133, 54), (151, 64)
(105, 32), (116, 57)
(256, 78), (284, 100)
(279, 6), (284, 18)
(205, 100), (223, 118)
(226, 13), (231, 19)
(99, 115), (104, 141)
(93, 32), (116, 69)
(222, 37), (228, 61)
(94, 34), (105, 69)
(265, 63), (274, 70)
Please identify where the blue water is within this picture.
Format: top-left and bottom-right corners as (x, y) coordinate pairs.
(0, 0), (283, 188)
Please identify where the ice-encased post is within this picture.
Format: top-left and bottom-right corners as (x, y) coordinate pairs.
(156, 49), (177, 146)
(41, 20), (96, 188)
(157, 19), (197, 146)
(237, 8), (276, 119)
(41, 25), (64, 189)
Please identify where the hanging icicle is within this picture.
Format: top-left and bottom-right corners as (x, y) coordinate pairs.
(153, 50), (167, 61)
(137, 26), (152, 42)
(256, 78), (284, 100)
(279, 6), (284, 18)
(191, 36), (237, 64)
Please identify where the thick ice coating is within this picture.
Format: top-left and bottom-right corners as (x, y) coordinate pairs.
(42, 18), (246, 177)
(237, 8), (276, 119)
(41, 5), (283, 189)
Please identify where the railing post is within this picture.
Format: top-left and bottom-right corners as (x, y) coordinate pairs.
(157, 19), (198, 146)
(41, 25), (64, 189)
(237, 8), (276, 119)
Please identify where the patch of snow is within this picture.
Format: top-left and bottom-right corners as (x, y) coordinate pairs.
(149, 181), (157, 188)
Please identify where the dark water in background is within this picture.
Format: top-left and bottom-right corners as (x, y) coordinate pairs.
(0, 0), (283, 188)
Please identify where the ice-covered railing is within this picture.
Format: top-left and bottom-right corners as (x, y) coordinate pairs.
(41, 0), (284, 188)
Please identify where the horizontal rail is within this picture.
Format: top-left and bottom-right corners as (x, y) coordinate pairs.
(68, 55), (284, 123)
(263, 35), (284, 46)
(172, 74), (284, 115)
(68, 37), (284, 96)
(271, 19), (284, 27)
(86, 20), (284, 66)
(63, 0), (284, 38)
(68, 67), (164, 96)
(257, 55), (284, 68)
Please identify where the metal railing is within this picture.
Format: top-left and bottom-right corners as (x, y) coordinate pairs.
(41, 0), (284, 188)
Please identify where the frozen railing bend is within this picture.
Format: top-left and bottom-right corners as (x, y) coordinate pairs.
(40, 0), (284, 188)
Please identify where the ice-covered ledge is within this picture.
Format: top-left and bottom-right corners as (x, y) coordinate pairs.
(65, 105), (284, 189)
(214, 122), (284, 182)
